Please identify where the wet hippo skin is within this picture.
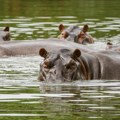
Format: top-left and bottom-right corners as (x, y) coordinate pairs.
(38, 48), (120, 81)
(0, 39), (92, 57)
(58, 24), (94, 44)
(0, 37), (119, 81)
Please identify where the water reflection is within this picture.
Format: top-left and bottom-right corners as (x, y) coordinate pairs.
(39, 80), (120, 119)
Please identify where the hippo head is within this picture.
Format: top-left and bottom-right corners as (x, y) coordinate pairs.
(106, 41), (113, 50)
(76, 25), (93, 44)
(58, 24), (69, 39)
(58, 24), (79, 40)
(38, 48), (87, 82)
(58, 24), (93, 44)
(0, 26), (10, 41)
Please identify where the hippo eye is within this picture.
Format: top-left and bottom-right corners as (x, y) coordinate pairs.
(81, 33), (85, 36)
(61, 33), (64, 35)
(65, 64), (71, 69)
(70, 62), (76, 68)
(61, 31), (69, 38)
(43, 60), (54, 69)
(61, 32), (65, 36)
(65, 62), (76, 70)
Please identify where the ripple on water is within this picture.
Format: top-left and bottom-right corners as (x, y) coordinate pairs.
(0, 113), (48, 117)
(0, 93), (42, 99)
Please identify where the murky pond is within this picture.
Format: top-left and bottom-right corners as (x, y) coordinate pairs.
(0, 0), (120, 120)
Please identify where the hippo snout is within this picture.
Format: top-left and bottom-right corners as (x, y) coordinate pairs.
(38, 65), (57, 82)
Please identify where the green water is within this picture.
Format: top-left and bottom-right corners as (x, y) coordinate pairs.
(0, 0), (120, 120)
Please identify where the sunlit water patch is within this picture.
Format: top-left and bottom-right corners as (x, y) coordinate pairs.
(0, 56), (41, 86)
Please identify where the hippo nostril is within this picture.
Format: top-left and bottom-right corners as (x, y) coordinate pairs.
(44, 59), (49, 66)
(54, 70), (56, 74)
(84, 38), (89, 41)
(66, 64), (70, 69)
(39, 73), (46, 81)
(40, 78), (44, 81)
(43, 59), (54, 69)
(42, 72), (46, 79)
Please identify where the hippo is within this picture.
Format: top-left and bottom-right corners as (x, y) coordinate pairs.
(0, 26), (10, 41)
(106, 41), (120, 52)
(107, 45), (120, 52)
(38, 47), (120, 81)
(0, 37), (119, 81)
(0, 38), (92, 57)
(106, 42), (112, 50)
(58, 24), (94, 44)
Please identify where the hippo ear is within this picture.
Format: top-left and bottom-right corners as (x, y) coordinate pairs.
(39, 48), (48, 58)
(4, 26), (9, 31)
(83, 24), (89, 33)
(72, 49), (81, 58)
(59, 24), (64, 32)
